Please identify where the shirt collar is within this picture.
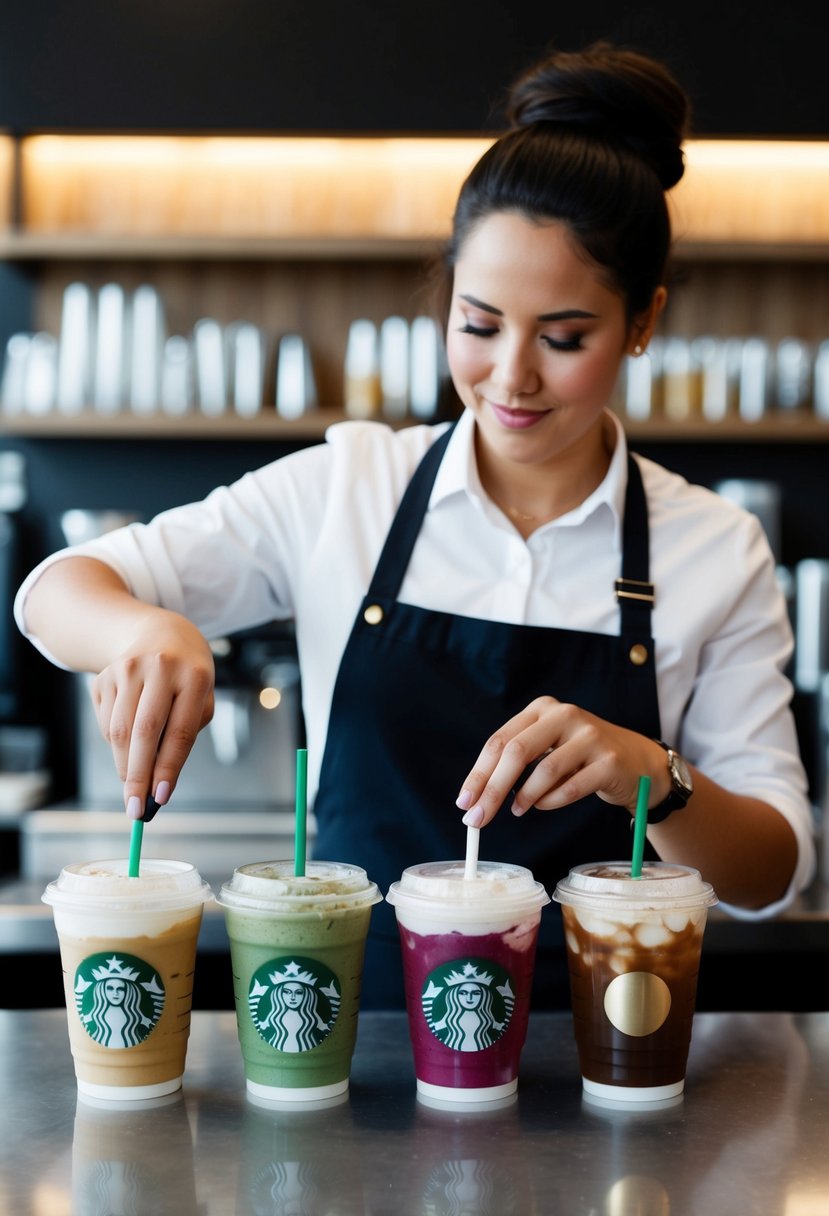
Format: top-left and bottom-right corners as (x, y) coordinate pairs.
(429, 408), (629, 552)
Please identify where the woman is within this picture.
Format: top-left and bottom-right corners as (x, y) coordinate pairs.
(15, 42), (815, 1007)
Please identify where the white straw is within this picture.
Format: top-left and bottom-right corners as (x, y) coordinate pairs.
(464, 825), (480, 880)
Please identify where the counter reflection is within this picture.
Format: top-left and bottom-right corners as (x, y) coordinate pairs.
(572, 1012), (809, 1216)
(236, 1091), (364, 1216)
(72, 1090), (201, 1216)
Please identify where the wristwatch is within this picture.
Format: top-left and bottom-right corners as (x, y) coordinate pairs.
(648, 742), (694, 823)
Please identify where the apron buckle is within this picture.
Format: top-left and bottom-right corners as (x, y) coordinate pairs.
(615, 577), (655, 605)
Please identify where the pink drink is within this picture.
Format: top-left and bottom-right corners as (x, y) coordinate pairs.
(387, 861), (550, 1104)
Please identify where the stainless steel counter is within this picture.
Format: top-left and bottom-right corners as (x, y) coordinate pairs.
(0, 1009), (826, 1214)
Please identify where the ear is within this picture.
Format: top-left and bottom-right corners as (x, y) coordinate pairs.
(626, 287), (668, 356)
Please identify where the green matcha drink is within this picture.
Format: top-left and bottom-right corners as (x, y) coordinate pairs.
(217, 861), (381, 1101)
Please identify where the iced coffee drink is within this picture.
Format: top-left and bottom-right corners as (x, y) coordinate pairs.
(554, 861), (717, 1102)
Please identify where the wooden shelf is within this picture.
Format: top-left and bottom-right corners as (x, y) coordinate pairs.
(0, 233), (443, 262)
(621, 413), (829, 442)
(0, 231), (826, 264)
(0, 408), (354, 439)
(3, 408), (828, 442)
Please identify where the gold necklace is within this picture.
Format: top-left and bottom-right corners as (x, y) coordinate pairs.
(485, 485), (546, 523)
(504, 504), (541, 523)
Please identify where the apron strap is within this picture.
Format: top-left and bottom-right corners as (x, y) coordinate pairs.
(366, 423), (456, 601)
(616, 454), (654, 634)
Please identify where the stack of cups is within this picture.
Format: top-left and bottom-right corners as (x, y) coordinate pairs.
(553, 861), (717, 1103)
(42, 858), (213, 1101)
(217, 860), (381, 1103)
(386, 860), (550, 1106)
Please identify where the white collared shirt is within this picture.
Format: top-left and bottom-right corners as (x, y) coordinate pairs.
(15, 410), (815, 915)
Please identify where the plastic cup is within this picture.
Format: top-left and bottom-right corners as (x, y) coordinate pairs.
(553, 861), (717, 1103)
(386, 860), (551, 1105)
(216, 860), (381, 1102)
(42, 858), (213, 1101)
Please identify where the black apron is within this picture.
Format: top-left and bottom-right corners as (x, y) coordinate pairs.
(313, 424), (661, 1009)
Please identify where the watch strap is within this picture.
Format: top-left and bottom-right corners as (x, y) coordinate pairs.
(648, 741), (692, 823)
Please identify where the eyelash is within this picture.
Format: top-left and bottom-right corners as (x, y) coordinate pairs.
(457, 323), (584, 352)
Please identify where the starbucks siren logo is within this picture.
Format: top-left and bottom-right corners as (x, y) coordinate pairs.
(249, 956), (341, 1052)
(74, 952), (165, 1048)
(422, 959), (515, 1051)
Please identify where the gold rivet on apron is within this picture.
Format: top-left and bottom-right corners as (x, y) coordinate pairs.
(364, 604), (384, 625)
(629, 643), (649, 666)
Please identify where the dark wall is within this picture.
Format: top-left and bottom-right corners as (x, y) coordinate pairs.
(0, 0), (824, 136)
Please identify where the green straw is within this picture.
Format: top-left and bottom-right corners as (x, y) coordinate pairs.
(630, 774), (651, 879)
(128, 817), (144, 878)
(294, 748), (308, 877)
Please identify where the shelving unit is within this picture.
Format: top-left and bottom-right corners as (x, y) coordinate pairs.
(1, 133), (828, 438)
(0, 408), (348, 439)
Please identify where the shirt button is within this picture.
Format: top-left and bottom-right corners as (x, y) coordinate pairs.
(364, 604), (384, 625)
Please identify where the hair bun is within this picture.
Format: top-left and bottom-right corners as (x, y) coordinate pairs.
(506, 42), (690, 190)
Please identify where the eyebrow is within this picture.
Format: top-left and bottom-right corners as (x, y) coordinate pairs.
(459, 294), (597, 322)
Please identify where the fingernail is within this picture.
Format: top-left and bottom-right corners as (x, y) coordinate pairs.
(511, 800), (526, 817)
(126, 796), (143, 820)
(456, 789), (473, 811)
(462, 806), (484, 828)
(154, 781), (171, 806)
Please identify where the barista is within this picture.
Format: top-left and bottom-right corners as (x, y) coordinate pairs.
(14, 41), (815, 1007)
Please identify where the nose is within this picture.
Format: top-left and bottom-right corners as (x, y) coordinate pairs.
(491, 335), (541, 396)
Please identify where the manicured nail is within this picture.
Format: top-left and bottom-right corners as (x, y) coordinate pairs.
(154, 781), (171, 806)
(462, 806), (484, 828)
(511, 800), (527, 817)
(126, 796), (143, 820)
(456, 789), (473, 810)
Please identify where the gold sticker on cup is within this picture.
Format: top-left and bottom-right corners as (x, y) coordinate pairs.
(363, 604), (384, 625)
(603, 972), (671, 1037)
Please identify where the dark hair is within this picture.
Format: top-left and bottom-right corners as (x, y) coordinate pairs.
(435, 41), (691, 325)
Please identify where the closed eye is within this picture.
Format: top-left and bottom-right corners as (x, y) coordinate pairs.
(457, 322), (498, 338)
(543, 334), (584, 352)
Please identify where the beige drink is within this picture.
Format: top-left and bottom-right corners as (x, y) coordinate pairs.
(43, 859), (213, 1100)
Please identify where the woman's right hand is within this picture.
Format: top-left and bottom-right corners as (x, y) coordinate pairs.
(21, 555), (216, 820)
(90, 609), (216, 820)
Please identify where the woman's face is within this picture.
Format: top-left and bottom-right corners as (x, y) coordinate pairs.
(281, 983), (304, 1008)
(104, 979), (126, 1004)
(446, 212), (652, 475)
(458, 984), (483, 1009)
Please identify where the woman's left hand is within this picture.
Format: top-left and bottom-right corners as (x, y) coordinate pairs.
(455, 696), (667, 827)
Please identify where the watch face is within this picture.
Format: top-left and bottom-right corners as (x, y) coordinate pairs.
(670, 750), (693, 796)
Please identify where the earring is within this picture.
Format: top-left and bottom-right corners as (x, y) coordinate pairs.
(633, 344), (644, 356)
